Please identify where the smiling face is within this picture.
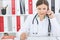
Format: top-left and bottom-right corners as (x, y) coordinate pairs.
(37, 4), (48, 16)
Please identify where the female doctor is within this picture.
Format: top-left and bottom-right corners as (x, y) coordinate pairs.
(18, 0), (60, 40)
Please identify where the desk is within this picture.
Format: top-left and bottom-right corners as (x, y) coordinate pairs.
(27, 36), (60, 40)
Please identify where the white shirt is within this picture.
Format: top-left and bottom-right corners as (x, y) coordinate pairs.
(18, 14), (60, 40)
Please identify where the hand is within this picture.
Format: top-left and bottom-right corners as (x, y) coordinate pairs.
(20, 33), (28, 40)
(47, 10), (55, 19)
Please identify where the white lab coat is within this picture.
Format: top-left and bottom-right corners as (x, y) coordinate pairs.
(18, 14), (60, 40)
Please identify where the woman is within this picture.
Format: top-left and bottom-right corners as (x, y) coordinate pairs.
(18, 0), (60, 40)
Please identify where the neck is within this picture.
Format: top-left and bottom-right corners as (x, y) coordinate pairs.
(38, 15), (45, 21)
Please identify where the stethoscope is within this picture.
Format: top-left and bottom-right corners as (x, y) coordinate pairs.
(31, 13), (60, 40)
(32, 13), (51, 36)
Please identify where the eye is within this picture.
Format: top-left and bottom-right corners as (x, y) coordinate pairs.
(38, 8), (41, 10)
(43, 8), (46, 10)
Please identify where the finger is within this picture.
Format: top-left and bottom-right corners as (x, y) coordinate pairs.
(47, 11), (51, 15)
(47, 10), (54, 15)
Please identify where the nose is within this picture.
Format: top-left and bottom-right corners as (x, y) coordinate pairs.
(40, 10), (44, 13)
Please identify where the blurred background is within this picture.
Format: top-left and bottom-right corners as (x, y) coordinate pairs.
(0, 0), (60, 40)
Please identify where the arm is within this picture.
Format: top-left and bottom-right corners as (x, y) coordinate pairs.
(50, 17), (60, 36)
(47, 10), (60, 36)
(18, 15), (32, 40)
(19, 24), (29, 40)
(19, 22), (29, 40)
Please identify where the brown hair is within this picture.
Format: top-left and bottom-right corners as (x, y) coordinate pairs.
(36, 0), (49, 10)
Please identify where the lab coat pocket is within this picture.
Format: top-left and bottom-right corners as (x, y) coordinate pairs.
(29, 24), (38, 36)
